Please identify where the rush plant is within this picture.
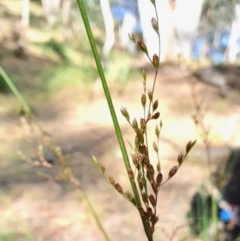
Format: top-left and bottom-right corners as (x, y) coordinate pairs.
(76, 0), (196, 240)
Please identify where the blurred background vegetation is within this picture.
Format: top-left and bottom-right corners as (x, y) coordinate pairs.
(0, 0), (240, 241)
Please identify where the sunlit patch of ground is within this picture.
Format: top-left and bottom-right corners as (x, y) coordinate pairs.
(1, 60), (240, 240)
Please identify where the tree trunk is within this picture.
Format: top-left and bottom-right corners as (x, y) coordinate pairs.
(41, 0), (61, 26)
(174, 0), (203, 60)
(61, 0), (72, 40)
(21, 0), (30, 29)
(100, 0), (115, 61)
(227, 4), (240, 64)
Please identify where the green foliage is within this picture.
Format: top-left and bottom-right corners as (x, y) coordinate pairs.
(0, 232), (34, 241)
(0, 76), (10, 93)
(0, 232), (18, 241)
(44, 39), (71, 64)
(36, 64), (97, 93)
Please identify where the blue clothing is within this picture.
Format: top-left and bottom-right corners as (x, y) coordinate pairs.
(122, 0), (139, 16)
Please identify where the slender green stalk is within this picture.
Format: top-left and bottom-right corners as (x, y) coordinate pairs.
(75, 1), (152, 240)
(0, 66), (30, 113)
(80, 188), (111, 241)
(0, 66), (44, 132)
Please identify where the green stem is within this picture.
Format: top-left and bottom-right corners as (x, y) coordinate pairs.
(75, 1), (152, 240)
(0, 66), (44, 132)
(81, 188), (111, 241)
(0, 66), (30, 113)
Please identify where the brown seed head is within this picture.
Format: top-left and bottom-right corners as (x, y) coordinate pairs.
(142, 192), (148, 204)
(141, 94), (146, 107)
(109, 176), (115, 186)
(128, 169), (135, 180)
(168, 166), (178, 178)
(147, 207), (153, 216)
(153, 99), (158, 112)
(152, 112), (160, 120)
(149, 194), (156, 207)
(115, 183), (123, 194)
(132, 118), (138, 130)
(140, 118), (146, 131)
(156, 172), (163, 185)
(153, 141), (158, 152)
(137, 39), (148, 55)
(148, 90), (153, 101)
(128, 32), (137, 43)
(151, 18), (159, 34)
(152, 54), (159, 69)
(177, 152), (184, 165)
(121, 107), (130, 122)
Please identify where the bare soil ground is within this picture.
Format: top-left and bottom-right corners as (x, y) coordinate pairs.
(1, 55), (240, 241)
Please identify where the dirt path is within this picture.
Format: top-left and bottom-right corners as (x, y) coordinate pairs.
(1, 63), (240, 241)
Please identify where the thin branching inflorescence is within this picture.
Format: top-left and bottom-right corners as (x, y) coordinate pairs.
(189, 78), (212, 175)
(93, 1), (196, 239)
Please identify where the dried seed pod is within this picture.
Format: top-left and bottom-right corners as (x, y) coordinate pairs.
(138, 206), (145, 216)
(131, 196), (136, 206)
(148, 90), (153, 101)
(168, 166), (178, 178)
(125, 191), (133, 200)
(140, 118), (146, 131)
(186, 140), (192, 154)
(153, 141), (158, 152)
(147, 207), (153, 216)
(147, 164), (155, 176)
(139, 144), (147, 155)
(99, 163), (105, 174)
(109, 176), (115, 186)
(142, 192), (148, 204)
(152, 99), (158, 112)
(132, 118), (138, 130)
(151, 18), (159, 34)
(151, 215), (159, 224)
(150, 0), (155, 4)
(186, 139), (197, 153)
(152, 54), (159, 69)
(136, 131), (144, 145)
(128, 169), (135, 180)
(128, 32), (136, 43)
(149, 194), (156, 207)
(141, 94), (146, 107)
(131, 153), (138, 166)
(156, 172), (163, 185)
(151, 181), (158, 193)
(177, 152), (184, 165)
(152, 112), (160, 119)
(121, 108), (130, 121)
(137, 39), (148, 55)
(115, 183), (123, 194)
